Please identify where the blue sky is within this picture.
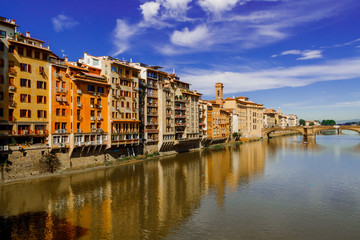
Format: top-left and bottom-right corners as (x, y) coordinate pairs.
(3, 0), (360, 121)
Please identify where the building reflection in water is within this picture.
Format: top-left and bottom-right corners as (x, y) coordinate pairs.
(0, 138), (316, 239)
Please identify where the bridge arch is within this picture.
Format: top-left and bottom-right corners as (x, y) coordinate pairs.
(314, 126), (360, 135)
(262, 127), (304, 138)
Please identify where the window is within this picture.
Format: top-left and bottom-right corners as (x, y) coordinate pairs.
(9, 45), (14, 53)
(20, 94), (31, 103)
(26, 48), (32, 58)
(0, 42), (4, 51)
(93, 59), (99, 65)
(62, 109), (66, 116)
(18, 47), (24, 56)
(37, 96), (46, 104)
(0, 92), (3, 100)
(111, 66), (117, 72)
(98, 86), (104, 93)
(39, 66), (44, 74)
(0, 58), (3, 67)
(88, 85), (95, 92)
(20, 78), (31, 87)
(0, 108), (3, 117)
(56, 108), (60, 116)
(37, 81), (46, 89)
(20, 63), (27, 72)
(37, 110), (47, 118)
(42, 53), (48, 61)
(20, 109), (31, 118)
(0, 75), (3, 84)
(0, 30), (6, 38)
(90, 98), (95, 107)
(118, 68), (122, 75)
(34, 51), (40, 59)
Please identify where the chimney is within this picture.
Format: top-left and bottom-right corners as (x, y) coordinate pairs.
(130, 58), (132, 63)
(10, 20), (16, 24)
(64, 57), (68, 62)
(26, 31), (30, 37)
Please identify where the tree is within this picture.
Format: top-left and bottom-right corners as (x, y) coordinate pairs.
(321, 119), (336, 126)
(299, 119), (306, 126)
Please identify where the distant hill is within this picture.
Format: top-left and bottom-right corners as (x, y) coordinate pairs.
(336, 119), (360, 124)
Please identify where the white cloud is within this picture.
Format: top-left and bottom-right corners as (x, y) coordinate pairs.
(140, 1), (161, 21)
(274, 49), (323, 60)
(281, 50), (302, 55)
(198, 0), (239, 14)
(112, 19), (138, 55)
(181, 57), (360, 96)
(297, 50), (323, 60)
(52, 14), (78, 32)
(170, 25), (210, 47)
(160, 0), (193, 18)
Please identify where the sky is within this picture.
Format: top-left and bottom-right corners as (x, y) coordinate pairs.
(2, 0), (360, 121)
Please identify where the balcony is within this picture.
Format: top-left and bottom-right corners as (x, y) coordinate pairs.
(147, 103), (158, 108)
(90, 116), (96, 121)
(17, 130), (30, 135)
(77, 116), (83, 121)
(56, 87), (62, 93)
(9, 68), (17, 76)
(9, 85), (16, 92)
(77, 102), (82, 108)
(147, 112), (158, 116)
(9, 101), (16, 108)
(147, 83), (157, 89)
(75, 142), (85, 147)
(97, 116), (103, 121)
(56, 73), (63, 79)
(96, 104), (102, 109)
(145, 129), (159, 133)
(147, 122), (158, 126)
(175, 115), (186, 119)
(77, 89), (82, 95)
(55, 129), (68, 134)
(76, 129), (83, 133)
(147, 92), (158, 98)
(61, 88), (68, 93)
(8, 116), (16, 122)
(175, 122), (186, 126)
(174, 106), (186, 110)
(53, 142), (69, 148)
(34, 129), (48, 135)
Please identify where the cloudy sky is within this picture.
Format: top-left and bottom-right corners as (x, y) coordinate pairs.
(3, 0), (360, 121)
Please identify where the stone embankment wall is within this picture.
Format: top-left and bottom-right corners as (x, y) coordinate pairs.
(1, 132), (297, 183)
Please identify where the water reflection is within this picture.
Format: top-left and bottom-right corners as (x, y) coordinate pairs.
(0, 135), (359, 239)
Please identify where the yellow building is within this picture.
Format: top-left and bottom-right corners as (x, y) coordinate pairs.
(5, 29), (51, 146)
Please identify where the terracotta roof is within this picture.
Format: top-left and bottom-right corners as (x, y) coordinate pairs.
(22, 35), (45, 43)
(66, 63), (89, 71)
(8, 39), (52, 52)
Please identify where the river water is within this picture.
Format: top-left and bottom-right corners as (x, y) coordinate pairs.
(1, 133), (360, 240)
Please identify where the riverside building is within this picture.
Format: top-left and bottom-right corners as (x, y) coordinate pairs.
(78, 53), (141, 157)
(1, 17), (51, 152)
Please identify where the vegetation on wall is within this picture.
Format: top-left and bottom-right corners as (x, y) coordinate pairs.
(0, 156), (12, 180)
(40, 153), (61, 173)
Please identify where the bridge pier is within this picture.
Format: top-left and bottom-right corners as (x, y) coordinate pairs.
(303, 127), (316, 142)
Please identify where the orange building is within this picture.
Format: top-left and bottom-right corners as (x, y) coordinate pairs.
(68, 63), (110, 148)
(49, 57), (72, 148)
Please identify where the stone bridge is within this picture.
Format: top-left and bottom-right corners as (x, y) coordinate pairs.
(262, 125), (360, 140)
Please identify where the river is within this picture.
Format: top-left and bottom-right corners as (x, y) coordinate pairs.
(1, 133), (360, 239)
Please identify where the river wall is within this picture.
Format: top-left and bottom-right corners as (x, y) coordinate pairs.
(0, 131), (299, 184)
